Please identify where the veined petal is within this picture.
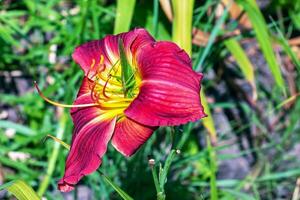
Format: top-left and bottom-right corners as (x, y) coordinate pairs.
(58, 117), (116, 192)
(72, 28), (154, 78)
(125, 41), (206, 126)
(58, 88), (116, 192)
(77, 77), (92, 97)
(111, 117), (157, 157)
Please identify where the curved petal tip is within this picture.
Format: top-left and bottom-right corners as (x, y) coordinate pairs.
(58, 180), (74, 193)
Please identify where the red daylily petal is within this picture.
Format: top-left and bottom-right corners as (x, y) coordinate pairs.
(111, 117), (157, 157)
(72, 28), (154, 78)
(58, 117), (116, 192)
(58, 85), (116, 192)
(125, 41), (207, 126)
(76, 77), (92, 97)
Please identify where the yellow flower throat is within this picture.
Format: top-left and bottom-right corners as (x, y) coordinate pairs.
(87, 55), (140, 120)
(34, 54), (141, 122)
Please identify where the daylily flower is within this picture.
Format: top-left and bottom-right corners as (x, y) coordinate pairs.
(36, 28), (206, 192)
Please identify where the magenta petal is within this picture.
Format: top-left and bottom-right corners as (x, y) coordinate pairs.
(111, 117), (157, 157)
(125, 41), (207, 126)
(72, 28), (154, 77)
(58, 117), (116, 192)
(76, 77), (92, 97)
(58, 88), (116, 192)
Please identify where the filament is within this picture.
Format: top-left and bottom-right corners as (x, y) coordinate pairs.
(86, 59), (96, 77)
(34, 81), (98, 108)
(102, 75), (111, 99)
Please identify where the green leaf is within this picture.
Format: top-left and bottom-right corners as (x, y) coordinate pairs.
(118, 39), (135, 97)
(275, 93), (300, 110)
(224, 38), (255, 83)
(270, 18), (300, 72)
(237, 0), (285, 93)
(224, 38), (257, 100)
(172, 0), (195, 55)
(200, 89), (217, 144)
(114, 0), (136, 34)
(0, 120), (37, 136)
(207, 136), (218, 200)
(222, 189), (256, 200)
(45, 134), (70, 150)
(0, 180), (40, 200)
(194, 3), (229, 71)
(99, 172), (134, 200)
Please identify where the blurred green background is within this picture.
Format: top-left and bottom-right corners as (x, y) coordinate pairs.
(0, 0), (300, 199)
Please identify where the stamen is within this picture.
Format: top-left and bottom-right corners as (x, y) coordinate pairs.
(98, 73), (121, 86)
(102, 75), (112, 99)
(100, 55), (104, 65)
(34, 81), (98, 108)
(90, 79), (101, 103)
(86, 59), (96, 77)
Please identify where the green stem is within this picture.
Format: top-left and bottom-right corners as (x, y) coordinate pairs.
(177, 123), (193, 149)
(151, 165), (162, 199)
(207, 136), (218, 200)
(37, 112), (67, 196)
(152, 0), (159, 38)
(159, 149), (176, 193)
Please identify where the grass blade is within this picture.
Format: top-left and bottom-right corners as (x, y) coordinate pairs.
(0, 180), (40, 200)
(237, 0), (285, 93)
(200, 90), (217, 144)
(99, 171), (134, 200)
(207, 136), (218, 200)
(270, 17), (300, 72)
(224, 38), (257, 101)
(194, 4), (229, 71)
(114, 0), (136, 34)
(0, 120), (37, 136)
(172, 0), (194, 55)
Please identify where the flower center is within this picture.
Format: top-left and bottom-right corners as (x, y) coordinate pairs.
(88, 55), (140, 118)
(34, 54), (140, 122)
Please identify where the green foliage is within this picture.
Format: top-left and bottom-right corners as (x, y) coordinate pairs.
(224, 38), (255, 85)
(0, 180), (40, 200)
(237, 0), (286, 93)
(118, 39), (136, 98)
(114, 0), (136, 34)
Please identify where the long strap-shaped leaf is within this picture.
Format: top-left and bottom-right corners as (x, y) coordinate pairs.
(237, 0), (285, 93)
(0, 180), (40, 200)
(224, 38), (257, 101)
(114, 0), (136, 34)
(172, 0), (194, 55)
